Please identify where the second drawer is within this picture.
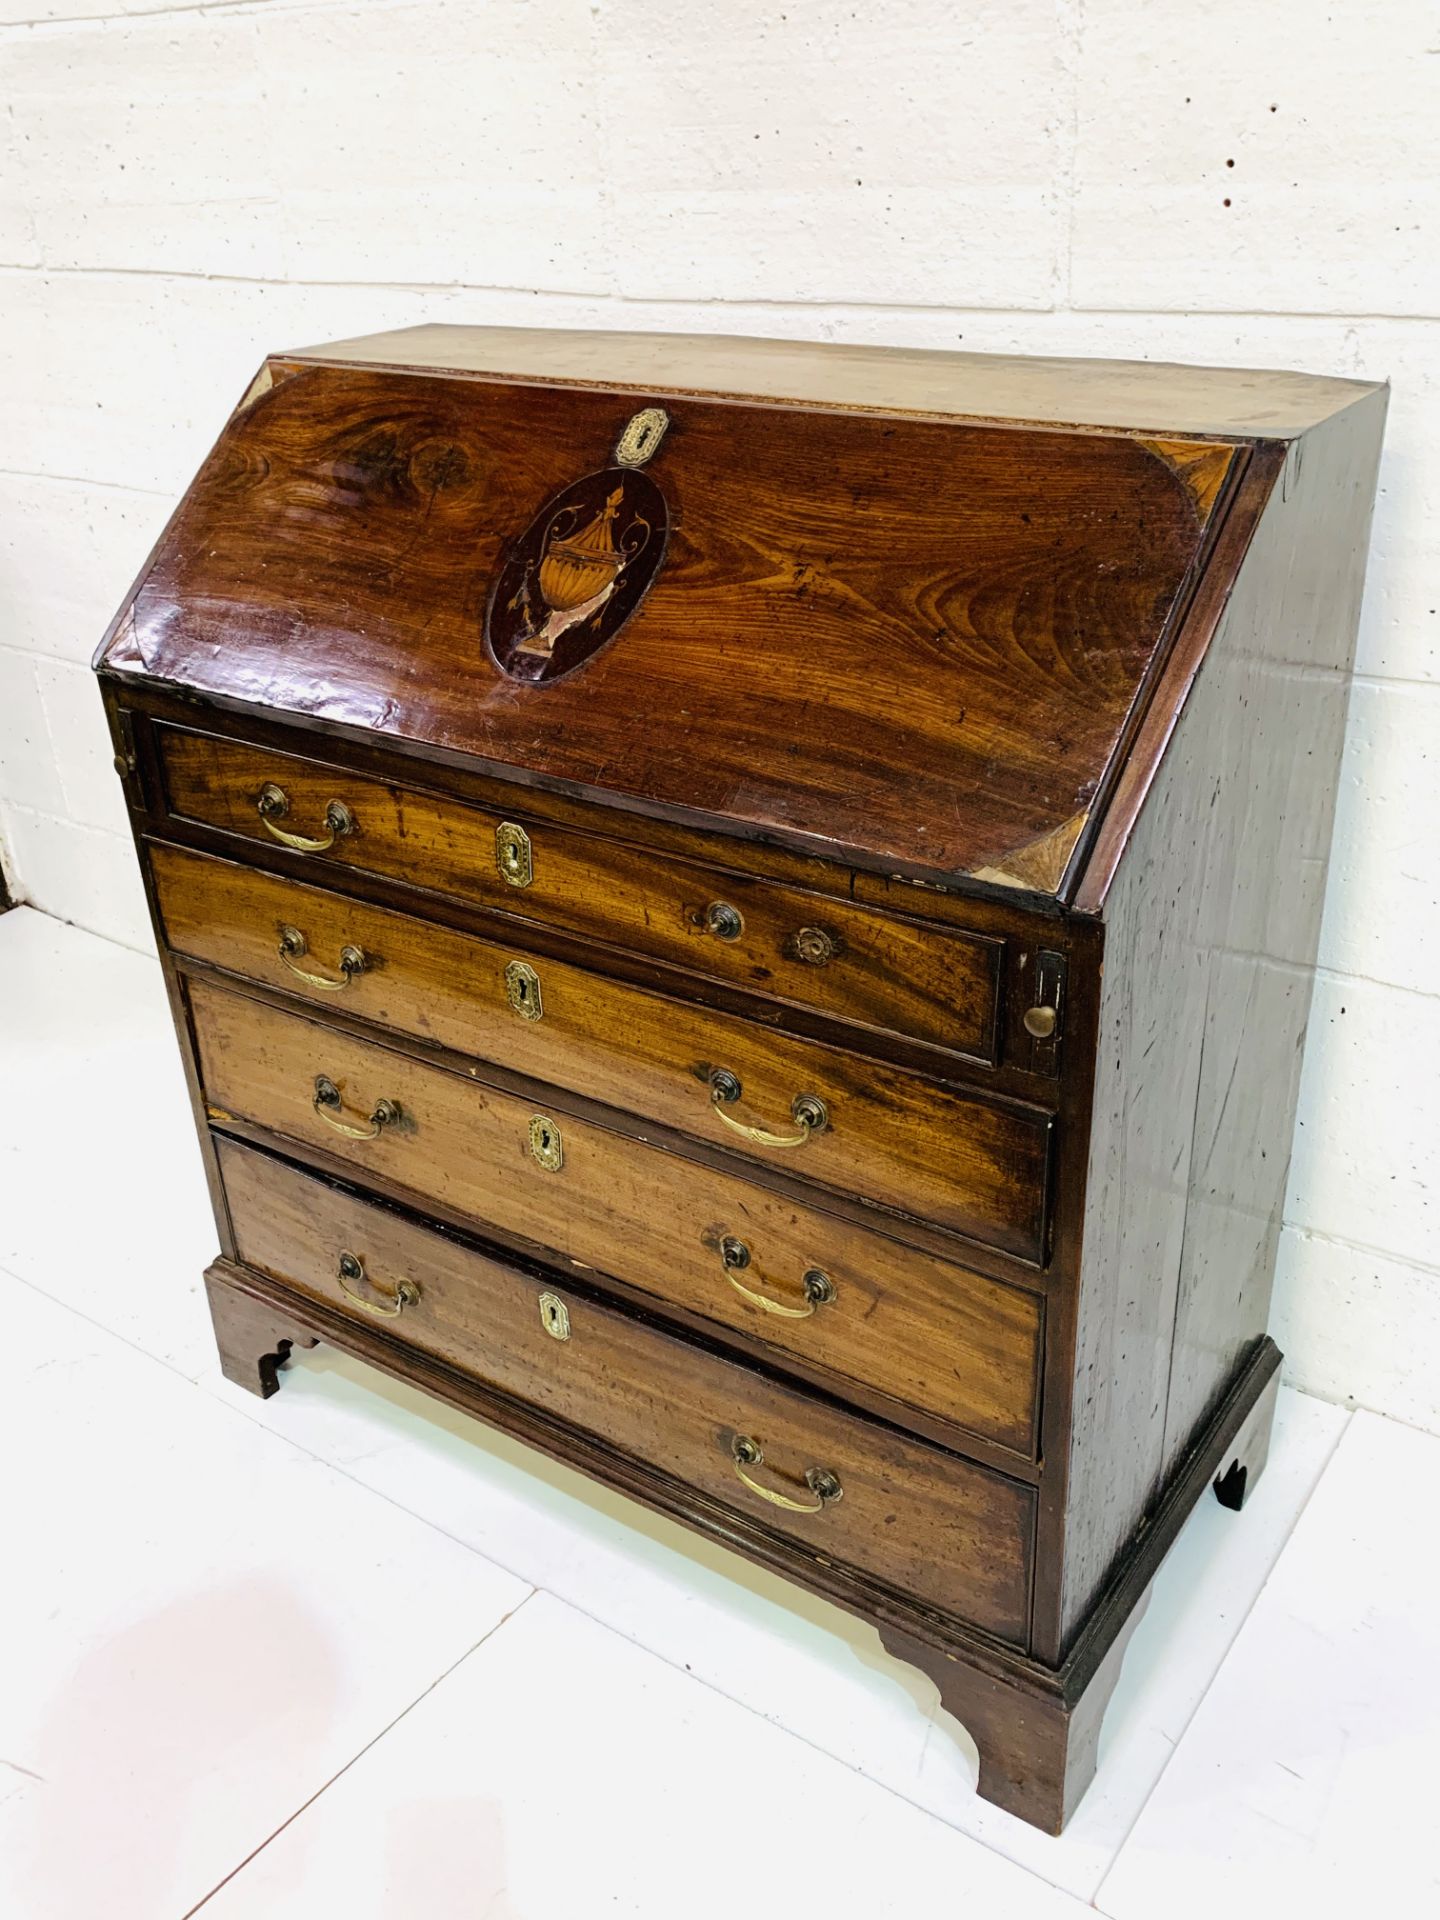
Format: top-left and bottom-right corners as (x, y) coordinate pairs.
(190, 977), (1043, 1459)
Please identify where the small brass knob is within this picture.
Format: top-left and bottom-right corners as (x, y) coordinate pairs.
(1023, 1005), (1058, 1040)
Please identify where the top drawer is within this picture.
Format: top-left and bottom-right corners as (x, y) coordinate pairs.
(157, 727), (1003, 1064)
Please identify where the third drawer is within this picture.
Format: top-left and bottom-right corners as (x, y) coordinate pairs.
(190, 975), (1043, 1460)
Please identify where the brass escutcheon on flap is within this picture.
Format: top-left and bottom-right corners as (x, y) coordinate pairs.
(496, 821), (533, 888)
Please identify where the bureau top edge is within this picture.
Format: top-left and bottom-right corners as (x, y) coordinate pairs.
(282, 325), (1385, 441)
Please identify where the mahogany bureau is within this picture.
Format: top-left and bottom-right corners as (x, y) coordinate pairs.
(93, 326), (1386, 1832)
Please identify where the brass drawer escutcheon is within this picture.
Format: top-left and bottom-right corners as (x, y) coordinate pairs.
(277, 923), (368, 992)
(528, 1114), (564, 1171)
(708, 1068), (828, 1149)
(538, 1290), (571, 1340)
(718, 1235), (835, 1319)
(336, 1249), (419, 1318)
(257, 782), (355, 853)
(495, 821), (534, 888)
(313, 1074), (402, 1141)
(504, 958), (543, 1021)
(730, 1434), (842, 1513)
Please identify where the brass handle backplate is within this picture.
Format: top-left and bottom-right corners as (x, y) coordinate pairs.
(336, 1250), (418, 1318)
(730, 1435), (842, 1513)
(257, 782), (355, 853)
(313, 1075), (401, 1140)
(278, 924), (368, 992)
(718, 1236), (835, 1319)
(708, 1069), (827, 1149)
(704, 900), (744, 942)
(792, 925), (837, 967)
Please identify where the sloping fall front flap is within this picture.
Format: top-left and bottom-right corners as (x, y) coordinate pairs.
(99, 356), (1242, 894)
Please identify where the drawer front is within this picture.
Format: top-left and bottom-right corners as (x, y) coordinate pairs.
(158, 845), (1050, 1259)
(192, 979), (1042, 1457)
(158, 727), (1003, 1064)
(217, 1137), (1035, 1642)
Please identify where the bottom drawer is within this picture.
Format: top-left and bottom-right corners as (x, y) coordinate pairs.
(217, 1138), (1035, 1646)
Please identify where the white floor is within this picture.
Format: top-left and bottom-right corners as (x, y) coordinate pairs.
(1, 905), (1435, 1919)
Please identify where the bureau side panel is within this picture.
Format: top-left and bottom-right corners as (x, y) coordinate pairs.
(1059, 391), (1387, 1642)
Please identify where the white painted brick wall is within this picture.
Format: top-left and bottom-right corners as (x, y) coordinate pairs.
(1, 1), (1435, 1431)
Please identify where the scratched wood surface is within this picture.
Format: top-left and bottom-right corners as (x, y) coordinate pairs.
(102, 358), (1237, 886)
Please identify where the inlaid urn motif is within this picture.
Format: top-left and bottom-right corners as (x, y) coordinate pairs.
(485, 406), (671, 685)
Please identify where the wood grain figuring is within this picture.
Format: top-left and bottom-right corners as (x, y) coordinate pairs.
(189, 977), (1044, 1452)
(1058, 388), (1388, 1643)
(157, 730), (1005, 1063)
(216, 1138), (1035, 1643)
(156, 844), (1049, 1255)
(107, 363), (1236, 885)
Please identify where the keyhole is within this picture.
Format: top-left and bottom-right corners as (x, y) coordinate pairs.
(528, 1114), (564, 1170)
(504, 960), (543, 1021)
(538, 1291), (571, 1340)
